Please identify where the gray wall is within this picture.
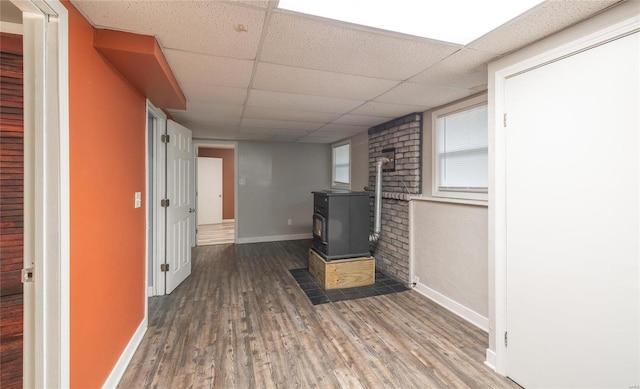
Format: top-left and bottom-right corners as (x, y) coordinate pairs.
(350, 132), (369, 192)
(236, 141), (330, 243)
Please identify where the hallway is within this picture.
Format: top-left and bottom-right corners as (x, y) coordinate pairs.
(197, 221), (235, 246)
(118, 240), (517, 388)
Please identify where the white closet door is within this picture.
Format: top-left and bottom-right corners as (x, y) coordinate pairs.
(505, 32), (639, 387)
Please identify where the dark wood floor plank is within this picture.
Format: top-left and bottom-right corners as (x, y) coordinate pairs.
(118, 240), (518, 389)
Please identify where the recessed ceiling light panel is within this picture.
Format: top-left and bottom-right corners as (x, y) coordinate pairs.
(277, 0), (545, 44)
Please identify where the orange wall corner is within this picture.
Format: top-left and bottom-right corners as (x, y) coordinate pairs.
(64, 1), (147, 387)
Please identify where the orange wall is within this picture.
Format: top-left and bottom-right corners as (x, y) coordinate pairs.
(198, 148), (235, 220)
(65, 2), (146, 388)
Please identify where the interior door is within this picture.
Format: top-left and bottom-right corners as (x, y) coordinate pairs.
(504, 32), (639, 387)
(197, 157), (223, 225)
(165, 120), (194, 294)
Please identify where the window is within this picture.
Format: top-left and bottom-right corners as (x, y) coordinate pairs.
(331, 140), (350, 189)
(432, 95), (488, 201)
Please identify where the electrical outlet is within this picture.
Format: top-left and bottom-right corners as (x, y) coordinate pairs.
(287, 219), (292, 225)
(134, 192), (141, 208)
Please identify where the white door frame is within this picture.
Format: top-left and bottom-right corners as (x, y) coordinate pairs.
(192, 140), (238, 243)
(146, 101), (166, 297)
(14, 0), (70, 387)
(490, 15), (640, 375)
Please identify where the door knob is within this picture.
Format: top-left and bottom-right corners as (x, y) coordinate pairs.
(189, 208), (196, 213)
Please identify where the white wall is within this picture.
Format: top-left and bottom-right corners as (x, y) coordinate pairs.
(410, 93), (489, 330)
(236, 141), (330, 243)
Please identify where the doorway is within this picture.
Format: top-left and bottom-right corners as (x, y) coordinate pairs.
(196, 145), (235, 245)
(0, 1), (70, 387)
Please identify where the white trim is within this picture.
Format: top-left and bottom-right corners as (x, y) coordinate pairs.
(147, 101), (167, 297)
(409, 195), (488, 207)
(147, 287), (154, 297)
(490, 12), (640, 376)
(17, 0), (70, 387)
(192, 139), (238, 244)
(101, 318), (148, 389)
(413, 282), (489, 332)
(0, 21), (23, 34)
(236, 233), (312, 244)
(431, 94), (488, 202)
(485, 349), (496, 370)
(223, 219), (235, 222)
(408, 200), (415, 286)
(330, 139), (351, 190)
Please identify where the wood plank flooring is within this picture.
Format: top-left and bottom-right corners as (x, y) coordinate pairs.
(118, 240), (518, 388)
(197, 222), (235, 246)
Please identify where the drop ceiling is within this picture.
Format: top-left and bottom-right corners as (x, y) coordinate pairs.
(71, 0), (622, 143)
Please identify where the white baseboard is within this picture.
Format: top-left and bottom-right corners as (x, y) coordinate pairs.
(223, 219), (235, 222)
(236, 233), (312, 244)
(102, 318), (148, 389)
(485, 348), (496, 371)
(147, 286), (154, 297)
(414, 282), (489, 332)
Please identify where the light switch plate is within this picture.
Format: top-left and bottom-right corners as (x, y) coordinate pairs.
(134, 192), (141, 208)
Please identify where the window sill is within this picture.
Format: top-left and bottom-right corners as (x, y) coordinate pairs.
(409, 195), (488, 207)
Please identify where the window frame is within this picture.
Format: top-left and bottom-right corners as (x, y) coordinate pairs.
(331, 139), (351, 190)
(431, 94), (488, 201)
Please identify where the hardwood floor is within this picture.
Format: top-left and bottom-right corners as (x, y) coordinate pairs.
(118, 240), (518, 388)
(197, 221), (235, 246)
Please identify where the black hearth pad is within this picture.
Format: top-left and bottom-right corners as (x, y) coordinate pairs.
(289, 268), (409, 305)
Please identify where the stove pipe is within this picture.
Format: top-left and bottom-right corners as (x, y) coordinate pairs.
(369, 157), (389, 242)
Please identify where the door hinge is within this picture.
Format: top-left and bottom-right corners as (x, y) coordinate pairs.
(161, 198), (170, 207)
(160, 263), (169, 272)
(161, 134), (170, 143)
(504, 331), (508, 347)
(21, 268), (34, 283)
(503, 113), (508, 127)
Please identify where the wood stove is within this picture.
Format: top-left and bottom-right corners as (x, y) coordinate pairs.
(311, 190), (370, 260)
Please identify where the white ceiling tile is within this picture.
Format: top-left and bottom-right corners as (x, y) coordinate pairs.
(225, 0), (271, 9)
(349, 101), (426, 118)
(240, 127), (309, 136)
(297, 134), (348, 144)
(240, 118), (324, 131)
(181, 102), (244, 117)
(260, 12), (459, 80)
(190, 126), (239, 140)
(171, 112), (241, 127)
(243, 106), (341, 122)
(253, 62), (399, 100)
(468, 0), (618, 54)
(410, 49), (496, 90)
(247, 90), (364, 114)
(374, 83), (473, 108)
(333, 114), (392, 127)
(316, 124), (369, 134)
(181, 83), (247, 105)
(71, 0), (620, 144)
(165, 50), (253, 88)
(73, 1), (266, 59)
(271, 135), (304, 142)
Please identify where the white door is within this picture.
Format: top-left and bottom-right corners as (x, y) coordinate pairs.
(504, 33), (639, 387)
(165, 120), (194, 294)
(197, 157), (223, 225)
